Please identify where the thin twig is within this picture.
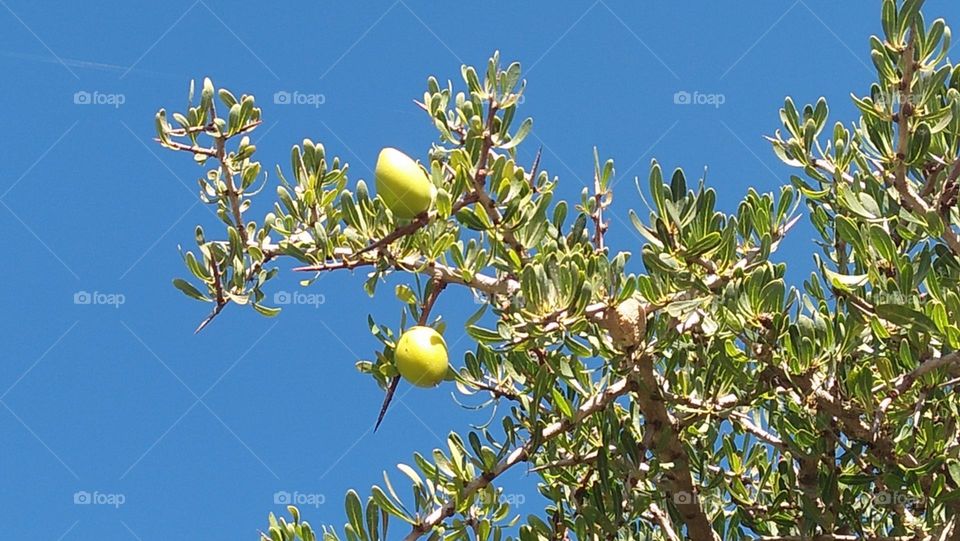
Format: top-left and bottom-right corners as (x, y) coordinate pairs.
(194, 253), (228, 334)
(471, 97), (526, 258)
(882, 29), (960, 256)
(356, 193), (479, 257)
(293, 254), (516, 298)
(155, 138), (218, 157)
(166, 120), (261, 138)
(591, 166), (610, 251)
(885, 350), (960, 398)
(648, 502), (681, 541)
(374, 377), (401, 432)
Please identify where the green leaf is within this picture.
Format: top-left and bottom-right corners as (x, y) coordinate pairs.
(648, 161), (666, 219)
(906, 122), (931, 164)
(500, 117), (531, 150)
(868, 224), (897, 262)
(551, 387), (573, 418)
(881, 0), (898, 42)
(395, 284), (417, 306)
(467, 325), (502, 343)
(875, 304), (938, 333)
(344, 490), (367, 541)
(173, 278), (210, 302)
(835, 216), (863, 249)
(252, 303), (281, 317)
(396, 463), (423, 488)
(629, 210), (664, 249)
(183, 251), (212, 282)
(370, 487), (415, 524)
(684, 232), (722, 258)
(948, 459), (960, 486)
(218, 88), (238, 108)
(823, 269), (868, 291)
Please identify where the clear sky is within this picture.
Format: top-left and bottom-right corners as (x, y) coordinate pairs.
(1, 1), (956, 538)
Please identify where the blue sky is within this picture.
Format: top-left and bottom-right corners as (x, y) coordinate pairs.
(1, 1), (956, 538)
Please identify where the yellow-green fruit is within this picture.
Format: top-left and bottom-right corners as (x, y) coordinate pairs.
(395, 326), (448, 388)
(375, 147), (433, 219)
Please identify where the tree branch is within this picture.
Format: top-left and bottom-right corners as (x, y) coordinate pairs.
(648, 502), (682, 541)
(471, 97), (526, 258)
(591, 166), (610, 251)
(813, 158), (960, 256)
(292, 252), (516, 298)
(154, 138), (217, 157)
(886, 350), (960, 399)
(893, 31), (918, 197)
(403, 367), (641, 540)
(356, 193), (479, 257)
(203, 96), (249, 248)
(884, 30), (960, 257)
(632, 352), (717, 540)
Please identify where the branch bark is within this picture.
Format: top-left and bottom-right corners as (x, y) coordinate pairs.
(885, 350), (960, 399)
(633, 353), (717, 540)
(887, 31), (960, 256)
(471, 97), (526, 258)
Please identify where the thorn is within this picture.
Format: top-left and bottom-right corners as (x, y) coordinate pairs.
(529, 146), (543, 192)
(374, 376), (401, 432)
(193, 303), (224, 334)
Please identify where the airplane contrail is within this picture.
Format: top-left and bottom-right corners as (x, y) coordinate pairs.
(0, 50), (175, 78)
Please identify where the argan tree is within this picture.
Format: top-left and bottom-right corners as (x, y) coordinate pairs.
(153, 1), (960, 539)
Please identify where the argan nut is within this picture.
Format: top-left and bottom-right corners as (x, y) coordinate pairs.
(604, 296), (647, 348)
